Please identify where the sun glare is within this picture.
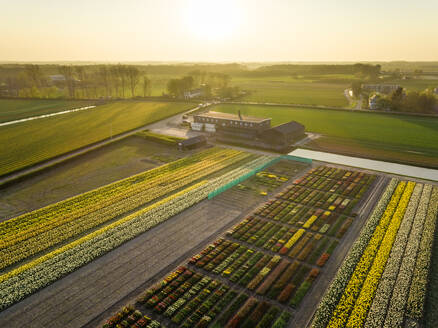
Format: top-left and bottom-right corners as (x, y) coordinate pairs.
(184, 0), (240, 41)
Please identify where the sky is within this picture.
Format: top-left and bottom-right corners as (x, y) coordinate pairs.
(1, 0), (438, 62)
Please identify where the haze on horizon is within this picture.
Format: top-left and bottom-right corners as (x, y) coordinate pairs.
(1, 0), (438, 63)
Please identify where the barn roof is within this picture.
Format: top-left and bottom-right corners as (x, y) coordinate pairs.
(270, 121), (305, 135)
(178, 135), (206, 146)
(196, 111), (270, 123)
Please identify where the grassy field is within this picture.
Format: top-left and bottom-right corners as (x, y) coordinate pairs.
(0, 99), (93, 123)
(0, 101), (193, 176)
(232, 76), (350, 107)
(394, 78), (438, 91)
(213, 104), (438, 167)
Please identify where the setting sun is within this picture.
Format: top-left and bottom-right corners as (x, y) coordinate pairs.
(184, 0), (241, 41)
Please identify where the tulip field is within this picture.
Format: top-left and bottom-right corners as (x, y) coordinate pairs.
(0, 147), (276, 310)
(311, 179), (438, 328)
(101, 166), (379, 328)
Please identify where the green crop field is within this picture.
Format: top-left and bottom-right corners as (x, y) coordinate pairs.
(232, 76), (350, 107)
(394, 78), (438, 91)
(214, 104), (438, 167)
(0, 101), (193, 176)
(0, 99), (93, 123)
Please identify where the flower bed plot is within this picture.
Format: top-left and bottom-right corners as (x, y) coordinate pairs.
(99, 165), (383, 328)
(311, 181), (438, 328)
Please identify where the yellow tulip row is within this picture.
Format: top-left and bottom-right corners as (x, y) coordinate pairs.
(345, 182), (415, 327)
(326, 181), (410, 328)
(283, 229), (306, 249)
(303, 215), (319, 229)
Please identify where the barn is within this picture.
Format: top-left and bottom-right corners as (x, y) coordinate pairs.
(177, 135), (207, 150)
(263, 121), (305, 148)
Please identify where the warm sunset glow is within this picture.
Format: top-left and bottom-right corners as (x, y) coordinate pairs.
(184, 0), (241, 41)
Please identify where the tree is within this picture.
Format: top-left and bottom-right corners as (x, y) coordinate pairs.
(98, 65), (111, 98)
(117, 64), (127, 98)
(59, 65), (76, 98)
(389, 86), (404, 111)
(24, 64), (42, 88)
(110, 66), (121, 98)
(167, 76), (194, 98)
(351, 81), (362, 98)
(142, 75), (151, 97)
(181, 76), (194, 91)
(75, 66), (88, 98)
(126, 66), (140, 97)
(167, 79), (180, 97)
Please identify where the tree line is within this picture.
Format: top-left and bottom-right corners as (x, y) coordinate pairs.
(166, 71), (240, 99)
(0, 64), (150, 99)
(385, 87), (437, 114)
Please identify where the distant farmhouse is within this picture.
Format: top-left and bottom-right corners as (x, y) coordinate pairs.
(362, 84), (400, 94)
(192, 111), (305, 152)
(49, 74), (66, 82)
(369, 94), (381, 110)
(183, 88), (204, 100)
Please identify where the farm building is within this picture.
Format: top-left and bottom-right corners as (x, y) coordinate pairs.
(192, 111), (305, 152)
(362, 84), (400, 94)
(193, 111), (271, 130)
(184, 88), (204, 100)
(177, 135), (207, 150)
(263, 121), (305, 148)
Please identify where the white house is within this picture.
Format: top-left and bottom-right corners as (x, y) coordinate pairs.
(369, 94), (380, 110)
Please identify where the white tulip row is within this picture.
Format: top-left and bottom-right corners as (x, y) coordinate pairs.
(310, 178), (399, 328)
(406, 187), (438, 322)
(364, 183), (423, 328)
(0, 156), (273, 310)
(382, 184), (432, 328)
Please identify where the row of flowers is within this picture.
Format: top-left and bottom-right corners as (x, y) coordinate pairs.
(0, 149), (252, 270)
(343, 182), (417, 327)
(310, 178), (399, 328)
(326, 181), (413, 328)
(0, 155), (273, 310)
(364, 184), (424, 328)
(406, 186), (438, 321)
(279, 229), (305, 254)
(382, 184), (432, 328)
